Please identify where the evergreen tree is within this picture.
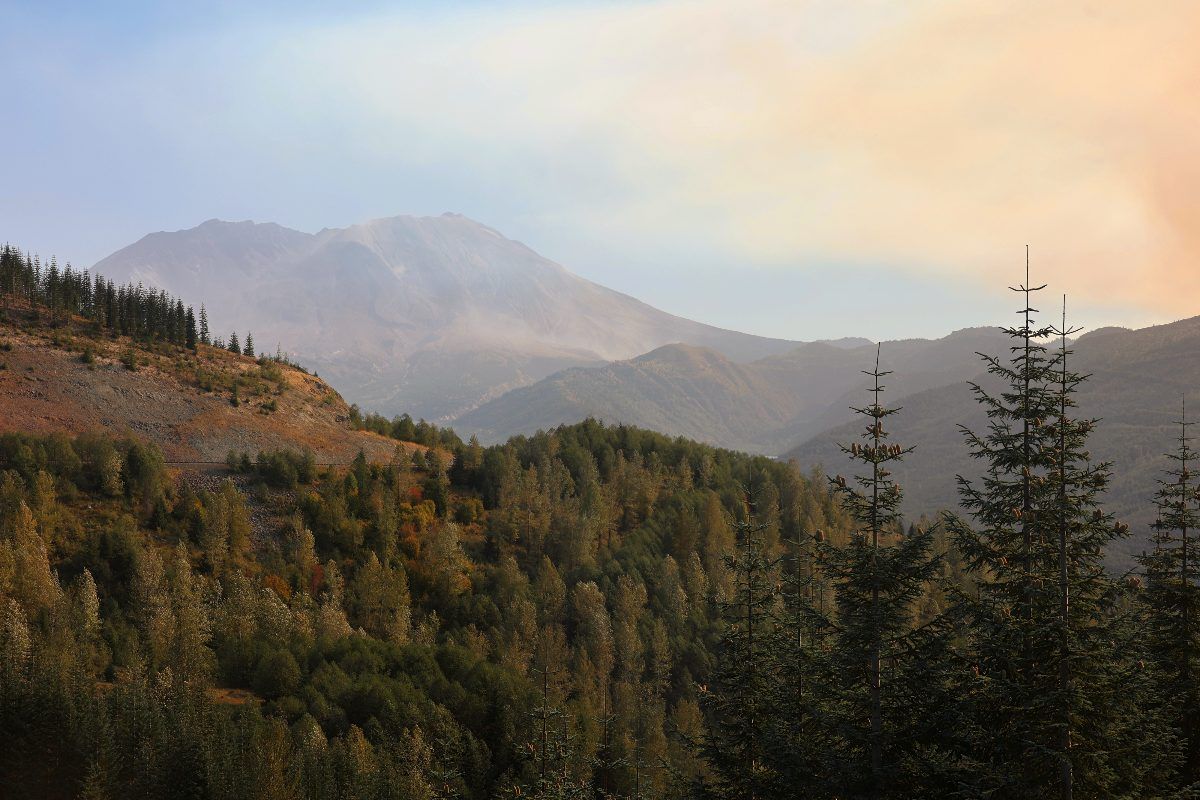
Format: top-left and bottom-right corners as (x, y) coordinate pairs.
(105, 279), (117, 331)
(701, 481), (779, 799)
(1138, 398), (1200, 788)
(522, 663), (590, 799)
(945, 259), (1062, 797)
(244, 332), (254, 358)
(173, 298), (186, 343)
(424, 451), (452, 517)
(816, 347), (961, 798)
(185, 306), (197, 350)
(948, 266), (1175, 798)
(199, 304), (210, 345)
(764, 514), (828, 795)
(228, 331), (241, 355)
(45, 256), (61, 322)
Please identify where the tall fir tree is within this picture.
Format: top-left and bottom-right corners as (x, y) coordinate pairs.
(173, 298), (186, 343)
(1138, 397), (1200, 788)
(817, 347), (962, 799)
(945, 256), (1064, 797)
(185, 306), (197, 350)
(948, 264), (1176, 798)
(198, 304), (210, 345)
(228, 331), (241, 355)
(244, 332), (254, 358)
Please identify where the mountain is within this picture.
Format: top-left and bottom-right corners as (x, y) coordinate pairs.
(786, 315), (1200, 565)
(456, 343), (800, 453)
(457, 327), (1012, 452)
(93, 214), (802, 421)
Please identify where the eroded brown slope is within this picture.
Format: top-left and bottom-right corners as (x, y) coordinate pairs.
(0, 320), (415, 464)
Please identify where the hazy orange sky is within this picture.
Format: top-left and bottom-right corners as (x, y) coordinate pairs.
(3, 1), (1197, 338)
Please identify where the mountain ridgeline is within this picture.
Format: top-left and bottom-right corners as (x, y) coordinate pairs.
(457, 327), (1012, 452)
(93, 214), (803, 421)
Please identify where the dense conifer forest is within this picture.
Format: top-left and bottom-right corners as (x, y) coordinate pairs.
(0, 244), (287, 364)
(1, 249), (1198, 799)
(348, 407), (465, 451)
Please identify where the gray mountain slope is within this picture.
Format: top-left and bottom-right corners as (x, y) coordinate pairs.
(457, 327), (1012, 451)
(786, 315), (1200, 566)
(93, 213), (802, 420)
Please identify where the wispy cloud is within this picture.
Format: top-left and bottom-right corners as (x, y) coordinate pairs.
(7, 0), (1199, 324)
(230, 0), (1200, 315)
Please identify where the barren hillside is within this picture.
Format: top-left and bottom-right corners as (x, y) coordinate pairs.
(0, 315), (417, 465)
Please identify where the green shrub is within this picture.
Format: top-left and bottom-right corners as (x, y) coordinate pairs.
(257, 359), (284, 384)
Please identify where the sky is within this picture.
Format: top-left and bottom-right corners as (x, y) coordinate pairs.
(2, 0), (1197, 342)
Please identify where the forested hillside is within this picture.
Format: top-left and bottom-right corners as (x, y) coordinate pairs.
(0, 420), (857, 799)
